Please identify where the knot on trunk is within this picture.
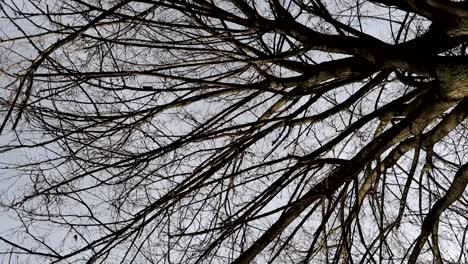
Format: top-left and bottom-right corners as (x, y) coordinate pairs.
(436, 64), (468, 99)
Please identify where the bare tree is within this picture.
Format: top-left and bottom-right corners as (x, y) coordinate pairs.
(1, 0), (468, 263)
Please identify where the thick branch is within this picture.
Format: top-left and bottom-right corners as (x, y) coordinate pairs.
(408, 162), (468, 263)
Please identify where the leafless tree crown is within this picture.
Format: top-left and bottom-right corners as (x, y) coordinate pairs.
(1, 0), (468, 263)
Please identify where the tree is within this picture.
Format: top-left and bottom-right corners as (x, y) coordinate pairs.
(0, 0), (468, 263)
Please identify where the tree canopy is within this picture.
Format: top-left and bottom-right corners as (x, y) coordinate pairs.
(1, 0), (468, 263)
